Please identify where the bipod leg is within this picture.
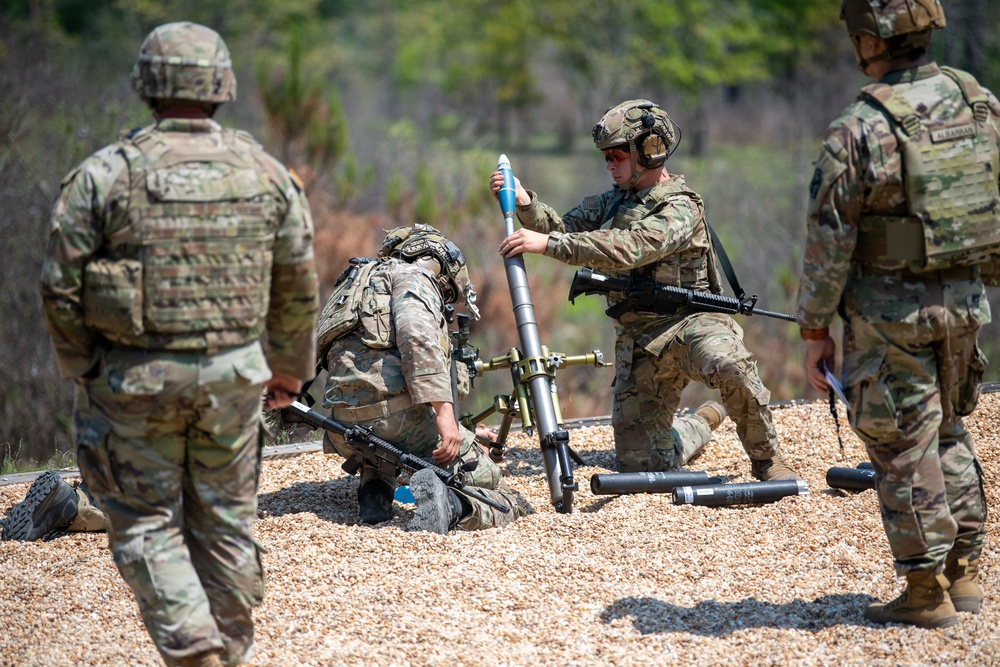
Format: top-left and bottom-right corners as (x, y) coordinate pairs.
(544, 428), (577, 514)
(568, 446), (586, 466)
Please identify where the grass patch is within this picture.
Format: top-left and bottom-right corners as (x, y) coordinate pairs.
(1, 441), (76, 475)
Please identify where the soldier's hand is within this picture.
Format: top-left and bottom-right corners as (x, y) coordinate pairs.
(488, 170), (530, 206)
(431, 401), (461, 466)
(805, 337), (837, 394)
(263, 373), (303, 410)
(499, 228), (549, 258)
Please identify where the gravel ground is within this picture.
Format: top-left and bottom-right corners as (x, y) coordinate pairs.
(2, 395), (1000, 667)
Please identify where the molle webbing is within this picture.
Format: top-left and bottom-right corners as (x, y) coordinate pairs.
(855, 69), (1000, 271)
(107, 127), (279, 349)
(315, 258), (384, 364)
(620, 192), (711, 291)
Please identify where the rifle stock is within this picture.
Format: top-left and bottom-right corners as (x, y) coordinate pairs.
(283, 401), (509, 513)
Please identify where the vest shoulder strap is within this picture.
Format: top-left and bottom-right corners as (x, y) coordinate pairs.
(859, 82), (922, 136)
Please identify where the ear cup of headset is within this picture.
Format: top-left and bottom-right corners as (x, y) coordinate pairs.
(637, 132), (668, 168)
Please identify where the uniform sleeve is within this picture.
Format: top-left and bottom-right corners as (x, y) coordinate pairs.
(39, 151), (123, 378)
(795, 122), (865, 329)
(264, 166), (320, 380)
(549, 194), (702, 269)
(391, 269), (453, 405)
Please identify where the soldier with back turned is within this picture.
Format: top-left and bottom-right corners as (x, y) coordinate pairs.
(39, 22), (319, 666)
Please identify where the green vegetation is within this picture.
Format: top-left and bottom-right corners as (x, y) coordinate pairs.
(1, 442), (76, 476)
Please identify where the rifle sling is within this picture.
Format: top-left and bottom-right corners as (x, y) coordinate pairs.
(601, 189), (628, 229)
(706, 220), (747, 302)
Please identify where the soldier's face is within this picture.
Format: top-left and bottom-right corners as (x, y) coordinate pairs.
(603, 148), (632, 184)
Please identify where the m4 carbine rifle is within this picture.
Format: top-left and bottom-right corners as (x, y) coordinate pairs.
(282, 400), (509, 514)
(568, 267), (796, 322)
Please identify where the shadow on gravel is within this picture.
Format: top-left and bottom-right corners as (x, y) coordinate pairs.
(601, 594), (876, 633)
(257, 478), (374, 526)
(498, 446), (617, 478)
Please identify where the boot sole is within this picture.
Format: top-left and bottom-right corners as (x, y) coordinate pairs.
(2, 471), (77, 541)
(866, 606), (960, 628)
(409, 469), (452, 535)
(952, 597), (982, 614)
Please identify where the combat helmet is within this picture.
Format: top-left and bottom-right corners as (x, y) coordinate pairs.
(592, 100), (678, 189)
(380, 224), (480, 320)
(840, 0), (945, 66)
(131, 22), (237, 108)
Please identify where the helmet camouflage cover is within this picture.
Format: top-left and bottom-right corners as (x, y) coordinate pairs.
(131, 22), (237, 106)
(840, 0), (946, 39)
(380, 224), (480, 320)
(592, 99), (676, 156)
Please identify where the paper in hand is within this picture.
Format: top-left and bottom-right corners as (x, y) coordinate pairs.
(824, 361), (848, 406)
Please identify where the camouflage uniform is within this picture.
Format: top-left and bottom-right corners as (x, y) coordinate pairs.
(797, 63), (996, 575)
(40, 23), (319, 667)
(322, 259), (528, 529)
(516, 177), (782, 472)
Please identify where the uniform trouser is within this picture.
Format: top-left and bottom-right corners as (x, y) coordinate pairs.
(74, 343), (268, 667)
(844, 312), (988, 575)
(325, 403), (531, 529)
(613, 313), (779, 472)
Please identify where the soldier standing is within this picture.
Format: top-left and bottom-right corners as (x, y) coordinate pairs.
(797, 0), (996, 629)
(489, 100), (800, 481)
(39, 22), (319, 667)
(317, 224), (531, 533)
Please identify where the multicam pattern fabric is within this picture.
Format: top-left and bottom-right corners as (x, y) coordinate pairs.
(41, 112), (318, 666)
(322, 260), (529, 528)
(592, 99), (676, 152)
(840, 0), (946, 39)
(41, 117), (318, 380)
(797, 62), (995, 574)
(517, 177), (784, 471)
(75, 343), (269, 666)
(612, 314), (778, 471)
(131, 22), (237, 104)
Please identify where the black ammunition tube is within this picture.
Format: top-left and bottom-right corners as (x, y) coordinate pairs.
(590, 471), (723, 496)
(826, 466), (876, 491)
(672, 480), (809, 506)
(857, 461), (873, 469)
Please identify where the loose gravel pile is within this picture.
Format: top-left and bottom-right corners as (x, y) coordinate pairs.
(2, 395), (999, 667)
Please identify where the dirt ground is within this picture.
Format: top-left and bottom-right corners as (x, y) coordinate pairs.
(2, 395), (999, 667)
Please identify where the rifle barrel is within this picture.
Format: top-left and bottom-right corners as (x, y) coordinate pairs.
(746, 307), (797, 322)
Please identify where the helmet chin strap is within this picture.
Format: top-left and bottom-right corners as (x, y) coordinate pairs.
(621, 146), (649, 191)
(852, 36), (892, 75)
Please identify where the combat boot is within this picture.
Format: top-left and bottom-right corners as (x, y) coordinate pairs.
(694, 401), (726, 431)
(179, 650), (224, 667)
(409, 468), (463, 535)
(866, 570), (959, 629)
(66, 483), (107, 532)
(357, 480), (394, 525)
(1, 471), (78, 541)
(945, 556), (982, 614)
(750, 455), (802, 482)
